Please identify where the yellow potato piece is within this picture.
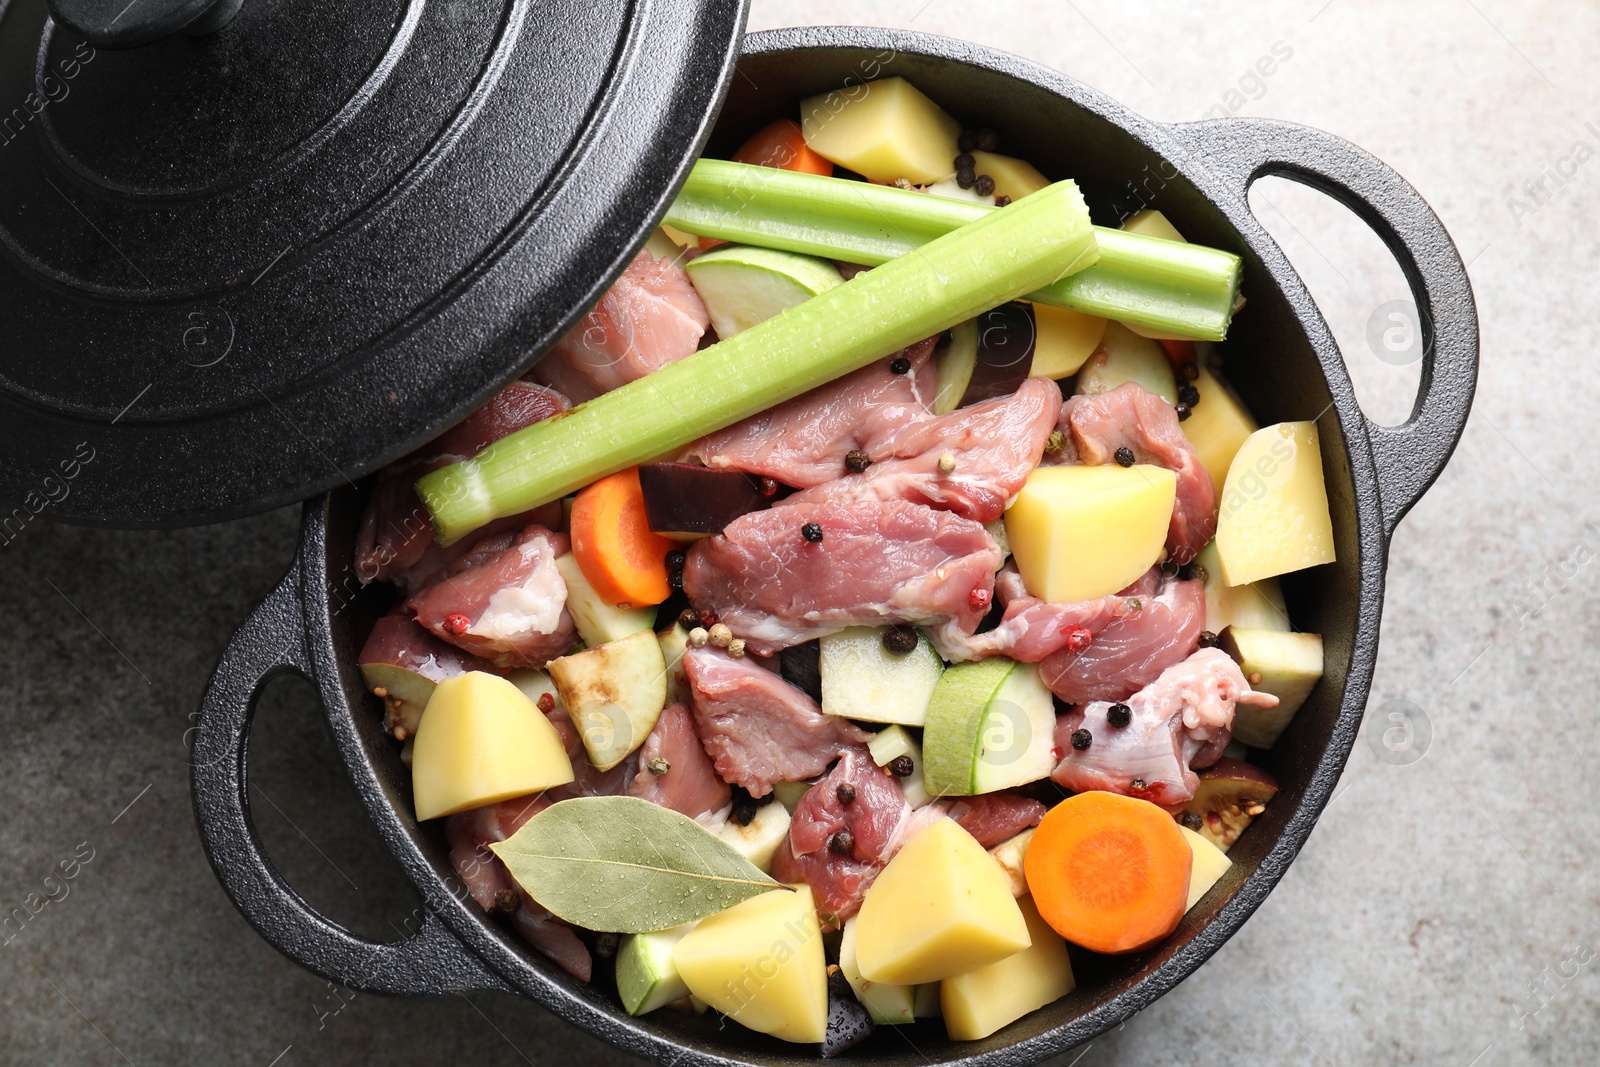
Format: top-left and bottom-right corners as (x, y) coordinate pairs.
(1215, 421), (1336, 585)
(941, 896), (1075, 1041)
(1180, 825), (1232, 910)
(410, 672), (574, 822)
(800, 77), (960, 184)
(1121, 208), (1186, 243)
(855, 818), (1030, 986)
(1182, 363), (1259, 494)
(672, 886), (827, 1044)
(1005, 463), (1178, 604)
(1028, 302), (1107, 379)
(968, 150), (1050, 201)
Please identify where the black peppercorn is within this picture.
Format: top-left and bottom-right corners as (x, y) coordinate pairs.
(974, 174), (996, 197)
(976, 127), (1000, 151)
(830, 829), (855, 855)
(667, 568), (684, 592)
(593, 932), (620, 960)
(1178, 360), (1200, 382)
(994, 194), (1012, 207)
(678, 608), (701, 631)
(492, 888), (521, 915)
(731, 792), (758, 826)
(836, 782), (857, 805)
(1070, 728), (1093, 751)
(954, 152), (975, 171)
(889, 355), (911, 374)
(957, 130), (978, 153)
(1178, 384), (1201, 407)
(845, 449), (872, 473)
(955, 169), (976, 190)
(801, 521), (824, 543)
(1175, 402), (1193, 421)
(1114, 446), (1136, 467)
(665, 549), (686, 571)
(1197, 630), (1218, 648)
(1107, 703), (1132, 728)
(1180, 811), (1204, 831)
(888, 755), (915, 778)
(882, 626), (918, 655)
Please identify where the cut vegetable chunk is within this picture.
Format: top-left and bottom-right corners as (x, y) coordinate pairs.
(1181, 363), (1258, 493)
(1029, 302), (1107, 379)
(419, 176), (1098, 543)
(684, 246), (843, 339)
(554, 554), (655, 647)
(717, 800), (791, 873)
(1179, 825), (1232, 910)
(1025, 790), (1191, 954)
(989, 827), (1034, 898)
(1215, 421), (1336, 585)
(410, 672), (574, 821)
(617, 924), (695, 1016)
(932, 319), (979, 415)
(1005, 464), (1177, 604)
(1216, 626), (1324, 748)
(799, 76), (961, 184)
(637, 462), (776, 539)
(855, 817), (1031, 986)
(840, 917), (918, 1025)
(673, 885), (828, 1044)
(820, 626), (943, 727)
(547, 630), (668, 772)
(732, 118), (833, 175)
(1195, 539), (1289, 634)
(941, 896), (1075, 1041)
(1180, 758), (1279, 851)
(570, 468), (675, 608)
(968, 150), (1050, 201)
(1075, 322), (1178, 404)
(866, 724), (932, 808)
(1121, 208), (1185, 243)
(923, 658), (1057, 797)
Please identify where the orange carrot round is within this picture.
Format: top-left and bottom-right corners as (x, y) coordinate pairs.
(1024, 790), (1192, 955)
(569, 468), (674, 609)
(1158, 338), (1197, 367)
(732, 118), (834, 175)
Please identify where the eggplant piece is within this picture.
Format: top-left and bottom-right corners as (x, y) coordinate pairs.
(961, 301), (1035, 406)
(357, 614), (494, 740)
(779, 640), (823, 703)
(638, 462), (778, 538)
(821, 968), (875, 1058)
(1179, 758), (1279, 852)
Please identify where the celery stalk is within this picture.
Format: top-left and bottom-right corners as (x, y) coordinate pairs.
(665, 159), (1242, 341)
(418, 180), (1098, 544)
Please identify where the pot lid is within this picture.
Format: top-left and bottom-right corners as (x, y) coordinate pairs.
(0, 0), (747, 527)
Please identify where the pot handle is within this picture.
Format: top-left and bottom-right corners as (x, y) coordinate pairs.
(1167, 117), (1478, 536)
(189, 558), (511, 996)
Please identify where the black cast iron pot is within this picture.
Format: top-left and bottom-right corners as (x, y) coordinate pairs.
(191, 25), (1478, 1066)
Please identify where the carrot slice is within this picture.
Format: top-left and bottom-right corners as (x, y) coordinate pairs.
(699, 120), (837, 251)
(1159, 338), (1196, 366)
(1024, 790), (1191, 954)
(732, 118), (834, 175)
(568, 468), (675, 609)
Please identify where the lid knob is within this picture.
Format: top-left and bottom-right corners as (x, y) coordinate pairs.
(47, 0), (243, 49)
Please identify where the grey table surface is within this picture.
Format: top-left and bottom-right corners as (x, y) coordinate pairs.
(3, 1), (1596, 1064)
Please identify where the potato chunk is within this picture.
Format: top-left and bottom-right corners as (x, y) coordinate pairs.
(968, 150), (1049, 201)
(1215, 421), (1336, 585)
(941, 896), (1075, 1041)
(1005, 463), (1177, 603)
(1028, 302), (1106, 379)
(800, 77), (960, 184)
(410, 672), (573, 821)
(672, 886), (827, 1043)
(1180, 825), (1232, 910)
(1182, 364), (1258, 494)
(855, 818), (1030, 986)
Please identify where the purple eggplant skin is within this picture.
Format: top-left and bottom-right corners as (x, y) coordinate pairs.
(638, 462), (778, 536)
(821, 969), (875, 1058)
(779, 640), (822, 702)
(961, 301), (1036, 406)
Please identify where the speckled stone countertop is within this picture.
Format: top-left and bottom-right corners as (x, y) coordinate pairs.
(4, 1), (1596, 1065)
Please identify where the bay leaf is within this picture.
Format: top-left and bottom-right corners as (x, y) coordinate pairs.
(489, 795), (784, 933)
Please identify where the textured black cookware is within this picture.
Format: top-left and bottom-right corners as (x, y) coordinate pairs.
(192, 27), (1478, 1066)
(0, 0), (745, 525)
